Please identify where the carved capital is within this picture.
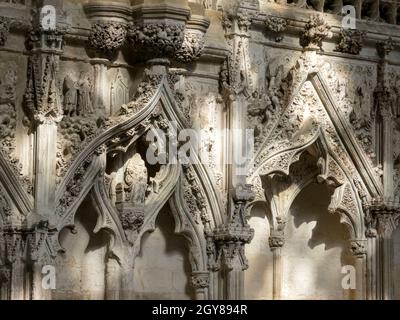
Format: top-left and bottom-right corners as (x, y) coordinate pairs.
(365, 198), (400, 236)
(87, 22), (127, 56)
(269, 235), (285, 249)
(118, 208), (144, 233)
(237, 11), (253, 32)
(349, 239), (367, 257)
(175, 28), (207, 63)
(211, 224), (254, 271)
(174, 13), (209, 63)
(206, 184), (255, 272)
(128, 22), (185, 60)
(269, 217), (286, 249)
(191, 271), (210, 289)
(232, 184), (255, 203)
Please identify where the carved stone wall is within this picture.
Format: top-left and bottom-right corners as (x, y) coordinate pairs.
(0, 0), (400, 300)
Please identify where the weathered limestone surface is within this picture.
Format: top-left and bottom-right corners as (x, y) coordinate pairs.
(1, 0), (400, 300)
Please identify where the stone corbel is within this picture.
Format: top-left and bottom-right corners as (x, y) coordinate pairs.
(349, 239), (367, 257)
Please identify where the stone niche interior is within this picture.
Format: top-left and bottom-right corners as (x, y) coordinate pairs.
(281, 183), (354, 300)
(55, 200), (193, 300)
(1, 0), (400, 301)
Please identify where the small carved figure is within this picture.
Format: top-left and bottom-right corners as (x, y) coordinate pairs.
(77, 72), (94, 116)
(62, 75), (77, 117)
(124, 153), (148, 205)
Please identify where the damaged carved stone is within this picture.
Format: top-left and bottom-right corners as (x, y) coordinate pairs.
(0, 17), (11, 46)
(335, 29), (365, 55)
(264, 16), (287, 42)
(87, 22), (127, 56)
(300, 14), (332, 51)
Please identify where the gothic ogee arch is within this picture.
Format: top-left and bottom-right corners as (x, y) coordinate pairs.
(51, 70), (224, 299)
(249, 53), (383, 240)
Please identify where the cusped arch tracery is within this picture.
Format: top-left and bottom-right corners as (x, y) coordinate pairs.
(51, 75), (223, 298)
(251, 128), (365, 239)
(248, 60), (383, 239)
(251, 119), (368, 241)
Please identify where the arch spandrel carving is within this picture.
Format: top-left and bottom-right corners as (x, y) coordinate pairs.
(249, 58), (379, 238)
(254, 52), (382, 196)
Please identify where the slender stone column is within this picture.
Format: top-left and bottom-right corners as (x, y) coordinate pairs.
(213, 184), (255, 299)
(349, 239), (367, 300)
(269, 234), (284, 300)
(375, 38), (395, 201)
(365, 38), (400, 300)
(216, 4), (257, 300)
(34, 122), (58, 220)
(365, 200), (400, 300)
(366, 230), (377, 300)
(92, 60), (109, 114)
(105, 256), (121, 300)
(4, 229), (24, 300)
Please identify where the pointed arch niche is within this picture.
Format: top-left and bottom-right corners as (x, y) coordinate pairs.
(245, 63), (378, 299)
(282, 181), (354, 300)
(245, 203), (274, 300)
(52, 76), (224, 300)
(132, 202), (195, 300)
(53, 196), (110, 300)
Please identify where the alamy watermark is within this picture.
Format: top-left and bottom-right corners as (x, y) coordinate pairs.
(40, 5), (57, 31)
(341, 265), (357, 290)
(145, 123), (254, 175)
(342, 5), (357, 29)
